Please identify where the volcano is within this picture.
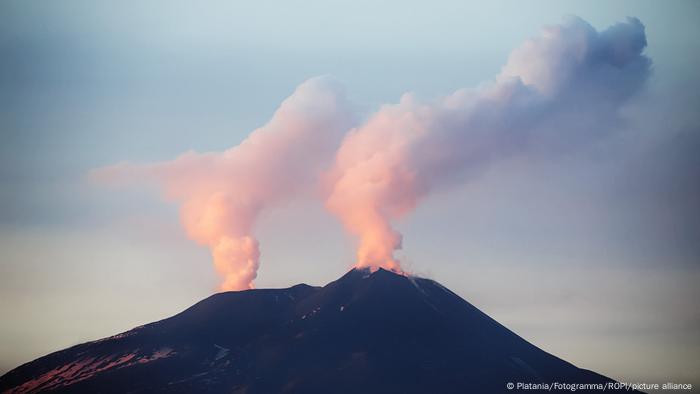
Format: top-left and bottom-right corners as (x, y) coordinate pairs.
(0, 268), (633, 393)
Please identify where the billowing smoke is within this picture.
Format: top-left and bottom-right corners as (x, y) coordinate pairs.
(93, 77), (354, 290)
(95, 17), (651, 284)
(323, 17), (651, 272)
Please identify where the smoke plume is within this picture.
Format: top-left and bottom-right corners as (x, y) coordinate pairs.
(93, 77), (354, 290)
(95, 17), (651, 283)
(323, 17), (651, 272)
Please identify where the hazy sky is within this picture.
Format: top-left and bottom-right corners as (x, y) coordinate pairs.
(1, 0), (699, 387)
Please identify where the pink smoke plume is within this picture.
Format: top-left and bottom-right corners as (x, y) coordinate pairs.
(93, 77), (354, 290)
(324, 17), (650, 272)
(94, 17), (651, 282)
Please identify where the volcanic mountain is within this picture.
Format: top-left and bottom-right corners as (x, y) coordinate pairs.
(1, 268), (632, 393)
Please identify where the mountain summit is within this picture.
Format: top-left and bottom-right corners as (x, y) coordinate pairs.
(1, 269), (630, 393)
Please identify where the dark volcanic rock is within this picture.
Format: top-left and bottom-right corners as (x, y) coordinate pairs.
(0, 268), (632, 393)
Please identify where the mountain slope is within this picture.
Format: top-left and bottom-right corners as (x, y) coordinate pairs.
(0, 268), (629, 393)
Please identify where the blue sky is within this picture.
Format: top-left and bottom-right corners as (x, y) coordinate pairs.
(1, 0), (699, 386)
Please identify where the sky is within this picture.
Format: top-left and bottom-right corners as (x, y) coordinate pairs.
(1, 0), (699, 387)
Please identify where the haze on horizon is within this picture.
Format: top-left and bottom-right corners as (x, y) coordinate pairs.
(1, 0), (699, 389)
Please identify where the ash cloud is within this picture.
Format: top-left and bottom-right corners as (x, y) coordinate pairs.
(95, 16), (652, 284)
(324, 17), (651, 272)
(93, 77), (354, 290)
